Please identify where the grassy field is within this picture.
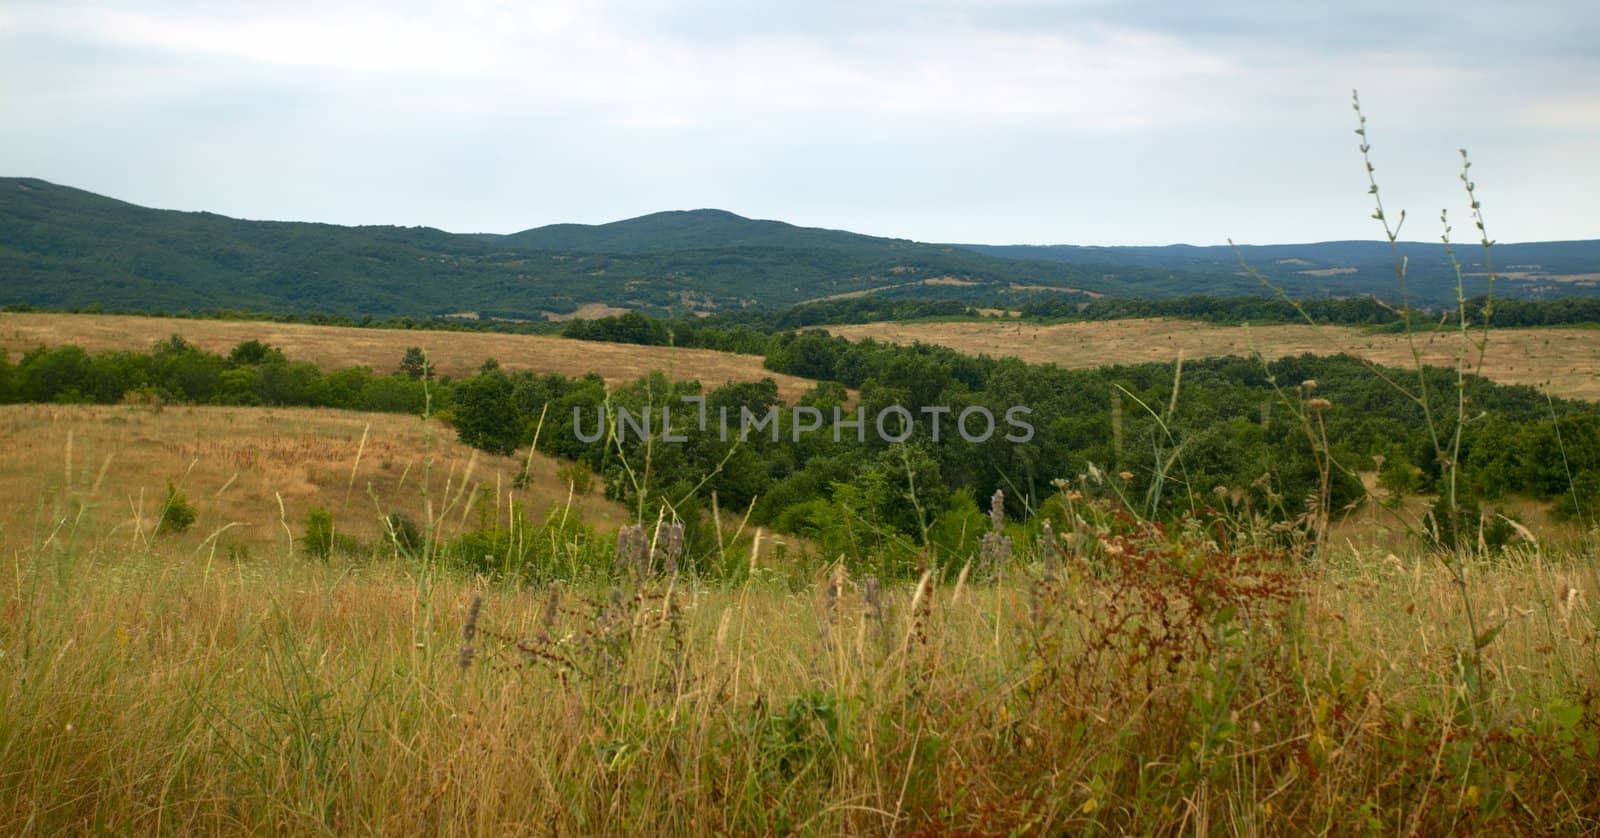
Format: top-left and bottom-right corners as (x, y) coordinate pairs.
(0, 312), (824, 404)
(4, 317), (1600, 833)
(3, 506), (1597, 833)
(0, 404), (627, 556)
(828, 318), (1600, 401)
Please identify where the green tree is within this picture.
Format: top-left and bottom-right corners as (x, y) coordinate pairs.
(215, 367), (264, 405)
(452, 365), (522, 455)
(227, 339), (286, 366)
(0, 350), (14, 403)
(398, 347), (433, 380)
(18, 345), (92, 402)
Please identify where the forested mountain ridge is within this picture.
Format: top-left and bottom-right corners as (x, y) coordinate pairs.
(4, 176), (1596, 319)
(961, 240), (1600, 303)
(0, 178), (1207, 317)
(494, 208), (907, 253)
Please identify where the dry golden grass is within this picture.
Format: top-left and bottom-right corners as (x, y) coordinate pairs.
(540, 302), (634, 321)
(0, 312), (822, 403)
(0, 403), (626, 554)
(2, 530), (1596, 833)
(829, 317), (1600, 401)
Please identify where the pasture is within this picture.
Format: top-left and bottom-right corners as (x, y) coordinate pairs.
(1, 319), (1598, 834)
(828, 318), (1600, 402)
(0, 312), (823, 404)
(0, 404), (625, 555)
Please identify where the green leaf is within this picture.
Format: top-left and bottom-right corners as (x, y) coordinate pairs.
(1546, 699), (1583, 731)
(1474, 624), (1503, 649)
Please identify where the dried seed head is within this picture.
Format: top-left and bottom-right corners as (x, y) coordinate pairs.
(656, 519), (685, 575)
(1307, 398), (1333, 412)
(863, 577), (883, 621)
(540, 584), (561, 633)
(980, 531), (1012, 573)
(615, 523), (649, 578)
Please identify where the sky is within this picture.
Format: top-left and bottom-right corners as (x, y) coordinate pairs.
(2, 0), (1596, 245)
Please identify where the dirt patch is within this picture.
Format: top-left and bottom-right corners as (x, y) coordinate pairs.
(543, 303), (632, 322)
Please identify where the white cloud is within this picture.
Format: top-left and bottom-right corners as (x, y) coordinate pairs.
(0, 0), (1594, 243)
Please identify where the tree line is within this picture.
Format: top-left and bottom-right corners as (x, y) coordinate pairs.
(4, 330), (1596, 578)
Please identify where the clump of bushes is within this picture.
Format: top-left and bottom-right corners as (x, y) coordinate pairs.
(157, 481), (196, 535)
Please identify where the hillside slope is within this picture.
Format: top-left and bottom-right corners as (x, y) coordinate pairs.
(5, 177), (1593, 318)
(0, 403), (628, 553)
(0, 311), (829, 404)
(495, 208), (895, 253)
(0, 178), (1242, 317)
(961, 240), (1600, 302)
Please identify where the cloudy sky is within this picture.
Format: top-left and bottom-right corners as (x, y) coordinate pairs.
(3, 0), (1596, 245)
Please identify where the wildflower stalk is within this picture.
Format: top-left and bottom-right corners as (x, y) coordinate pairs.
(1438, 147), (1499, 702)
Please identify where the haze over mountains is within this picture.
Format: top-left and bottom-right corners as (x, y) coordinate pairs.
(3, 177), (1596, 321)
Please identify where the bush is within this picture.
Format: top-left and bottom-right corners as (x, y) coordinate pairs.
(1427, 495), (1516, 552)
(387, 512), (423, 557)
(303, 507), (334, 560)
(1378, 455), (1424, 497)
(556, 461), (593, 495)
(157, 482), (197, 535)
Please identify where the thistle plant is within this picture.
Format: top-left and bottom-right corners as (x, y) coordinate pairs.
(978, 488), (1011, 575)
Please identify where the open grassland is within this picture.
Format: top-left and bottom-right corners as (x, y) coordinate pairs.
(0, 312), (823, 403)
(0, 404), (626, 555)
(2, 532), (1598, 833)
(4, 318), (1600, 833)
(828, 318), (1600, 401)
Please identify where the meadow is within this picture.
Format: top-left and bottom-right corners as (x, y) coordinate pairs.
(4, 272), (1600, 830)
(0, 312), (823, 404)
(827, 318), (1600, 402)
(0, 404), (627, 556)
(1, 372), (1598, 833)
(3, 470), (1597, 833)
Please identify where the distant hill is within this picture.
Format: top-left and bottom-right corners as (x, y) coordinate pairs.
(959, 241), (1600, 303)
(1, 178), (1262, 318)
(495, 209), (901, 254)
(2, 176), (1595, 320)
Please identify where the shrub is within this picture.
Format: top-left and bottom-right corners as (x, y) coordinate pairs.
(556, 461), (593, 495)
(157, 481), (197, 535)
(1427, 495), (1516, 552)
(387, 512), (423, 556)
(303, 507), (334, 560)
(1378, 455), (1424, 497)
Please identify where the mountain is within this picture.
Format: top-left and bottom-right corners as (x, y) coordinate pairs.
(495, 209), (902, 254)
(0, 178), (1266, 319)
(2, 177), (1595, 321)
(959, 241), (1600, 303)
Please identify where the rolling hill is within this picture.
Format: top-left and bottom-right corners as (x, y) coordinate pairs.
(3, 176), (1596, 320)
(494, 208), (894, 253)
(960, 240), (1600, 303)
(0, 178), (1245, 318)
